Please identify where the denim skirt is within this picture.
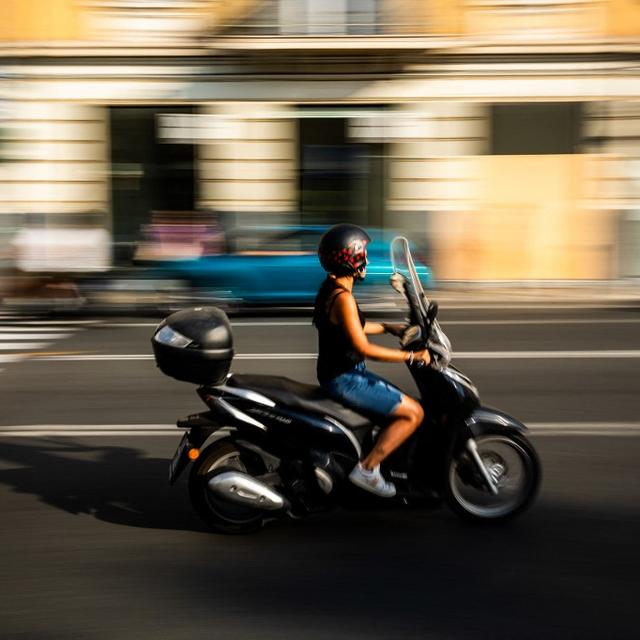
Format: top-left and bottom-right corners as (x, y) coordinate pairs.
(320, 362), (403, 419)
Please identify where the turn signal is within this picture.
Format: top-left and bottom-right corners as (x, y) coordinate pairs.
(188, 448), (200, 461)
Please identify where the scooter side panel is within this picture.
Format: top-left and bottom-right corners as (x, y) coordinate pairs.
(201, 388), (363, 461)
(241, 402), (362, 460)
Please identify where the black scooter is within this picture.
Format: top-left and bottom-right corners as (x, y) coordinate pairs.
(153, 237), (540, 533)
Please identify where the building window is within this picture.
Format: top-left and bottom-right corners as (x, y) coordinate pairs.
(279, 0), (380, 35)
(490, 103), (582, 155)
(298, 107), (386, 228)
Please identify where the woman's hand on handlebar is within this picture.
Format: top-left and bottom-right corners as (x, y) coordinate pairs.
(407, 349), (431, 367)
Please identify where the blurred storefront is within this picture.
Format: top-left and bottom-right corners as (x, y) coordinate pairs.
(110, 106), (196, 264)
(1, 0), (640, 281)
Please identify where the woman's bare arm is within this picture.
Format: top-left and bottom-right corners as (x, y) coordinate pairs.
(363, 321), (385, 335)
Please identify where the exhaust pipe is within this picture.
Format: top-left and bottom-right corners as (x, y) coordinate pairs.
(207, 471), (286, 511)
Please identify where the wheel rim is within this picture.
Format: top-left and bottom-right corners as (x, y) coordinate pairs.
(202, 450), (263, 525)
(449, 436), (535, 519)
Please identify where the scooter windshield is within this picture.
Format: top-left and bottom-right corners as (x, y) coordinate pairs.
(391, 237), (428, 319)
(390, 237), (452, 369)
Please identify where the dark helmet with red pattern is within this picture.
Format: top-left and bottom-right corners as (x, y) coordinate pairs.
(318, 223), (371, 277)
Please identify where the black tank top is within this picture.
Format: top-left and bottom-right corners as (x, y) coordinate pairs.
(312, 277), (365, 382)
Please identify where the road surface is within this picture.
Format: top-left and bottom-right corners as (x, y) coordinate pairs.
(0, 305), (638, 639)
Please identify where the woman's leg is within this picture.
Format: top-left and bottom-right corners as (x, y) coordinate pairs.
(361, 394), (424, 470)
(321, 367), (424, 474)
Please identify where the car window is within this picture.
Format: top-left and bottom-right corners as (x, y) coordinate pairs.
(234, 229), (320, 255)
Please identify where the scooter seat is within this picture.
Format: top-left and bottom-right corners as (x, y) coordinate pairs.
(227, 373), (374, 432)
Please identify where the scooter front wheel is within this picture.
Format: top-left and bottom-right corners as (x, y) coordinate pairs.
(444, 433), (540, 522)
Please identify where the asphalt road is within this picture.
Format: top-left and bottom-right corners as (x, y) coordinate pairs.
(1, 305), (639, 639)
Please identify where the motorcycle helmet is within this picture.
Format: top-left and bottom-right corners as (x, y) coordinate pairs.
(318, 223), (371, 278)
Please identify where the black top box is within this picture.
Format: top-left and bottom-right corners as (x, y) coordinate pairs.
(151, 306), (234, 385)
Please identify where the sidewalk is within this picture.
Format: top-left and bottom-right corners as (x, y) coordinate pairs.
(428, 281), (640, 308)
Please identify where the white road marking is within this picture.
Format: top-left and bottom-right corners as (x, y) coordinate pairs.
(0, 316), (81, 368)
(529, 422), (640, 436)
(0, 424), (176, 431)
(101, 317), (640, 329)
(0, 422), (639, 437)
(454, 350), (640, 359)
(36, 354), (153, 361)
(233, 321), (312, 326)
(236, 353), (317, 360)
(0, 342), (48, 351)
(7, 319), (99, 325)
(102, 321), (316, 328)
(443, 318), (640, 326)
(0, 429), (178, 437)
(101, 323), (161, 328)
(0, 326), (74, 332)
(0, 342), (640, 362)
(442, 303), (640, 311)
(28, 353), (319, 361)
(21, 350), (640, 362)
(100, 321), (312, 328)
(0, 333), (71, 340)
(0, 424), (178, 437)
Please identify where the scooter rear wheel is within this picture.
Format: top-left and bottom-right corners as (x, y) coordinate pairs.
(188, 440), (267, 534)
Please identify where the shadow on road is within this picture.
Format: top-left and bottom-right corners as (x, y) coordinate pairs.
(0, 438), (638, 638)
(0, 439), (205, 532)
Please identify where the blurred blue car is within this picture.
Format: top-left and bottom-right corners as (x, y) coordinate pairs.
(162, 226), (433, 306)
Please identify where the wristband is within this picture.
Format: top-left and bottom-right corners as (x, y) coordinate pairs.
(407, 351), (414, 365)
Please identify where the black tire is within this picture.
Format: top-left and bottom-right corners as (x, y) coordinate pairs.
(444, 432), (541, 523)
(188, 440), (268, 534)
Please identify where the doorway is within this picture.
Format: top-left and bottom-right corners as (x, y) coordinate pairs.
(109, 106), (195, 265)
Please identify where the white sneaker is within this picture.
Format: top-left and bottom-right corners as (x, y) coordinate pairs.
(349, 463), (396, 498)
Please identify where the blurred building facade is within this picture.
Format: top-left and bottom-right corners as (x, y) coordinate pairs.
(2, 0), (640, 280)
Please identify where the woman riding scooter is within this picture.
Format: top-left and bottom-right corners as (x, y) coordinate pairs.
(313, 224), (430, 497)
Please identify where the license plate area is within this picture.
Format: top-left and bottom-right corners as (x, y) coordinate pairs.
(168, 433), (190, 485)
